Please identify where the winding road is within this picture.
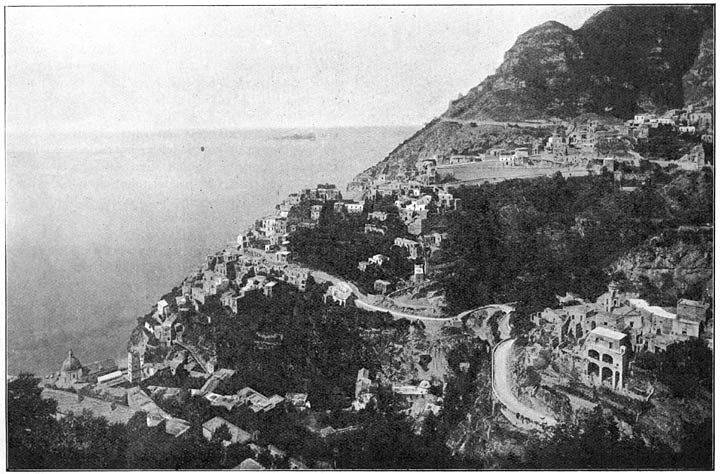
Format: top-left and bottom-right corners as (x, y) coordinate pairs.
(311, 266), (554, 429)
(491, 338), (557, 429)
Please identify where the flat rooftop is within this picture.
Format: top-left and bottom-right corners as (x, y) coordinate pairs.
(590, 326), (626, 341)
(42, 388), (136, 425)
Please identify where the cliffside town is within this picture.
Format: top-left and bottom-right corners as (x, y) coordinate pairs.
(365, 5), (713, 179)
(34, 157), (713, 467)
(13, 5), (713, 470)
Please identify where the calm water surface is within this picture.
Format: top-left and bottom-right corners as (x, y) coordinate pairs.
(6, 127), (414, 375)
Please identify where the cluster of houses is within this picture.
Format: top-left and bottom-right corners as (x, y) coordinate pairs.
(413, 146), (542, 174)
(190, 371), (301, 415)
(42, 348), (317, 468)
(43, 352), (193, 437)
(351, 366), (442, 429)
(201, 416), (309, 469)
(33, 176), (499, 466)
(630, 107), (713, 138)
(348, 107), (713, 199)
(531, 283), (711, 392)
(546, 108), (713, 158)
(349, 178), (458, 289)
(180, 245), (309, 318)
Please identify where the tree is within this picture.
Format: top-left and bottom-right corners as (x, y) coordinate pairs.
(520, 407), (674, 469)
(211, 423), (232, 444)
(7, 374), (60, 469)
(649, 339), (712, 397)
(54, 412), (127, 468)
(8, 374), (128, 469)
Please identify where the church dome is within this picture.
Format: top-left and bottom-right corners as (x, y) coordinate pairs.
(61, 349), (82, 373)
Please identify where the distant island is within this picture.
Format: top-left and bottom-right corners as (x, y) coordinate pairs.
(275, 132), (316, 141)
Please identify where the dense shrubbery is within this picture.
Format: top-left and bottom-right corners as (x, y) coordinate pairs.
(635, 124), (703, 160)
(634, 338), (713, 398)
(511, 405), (712, 470)
(434, 168), (713, 314)
(7, 374), (234, 469)
(8, 373), (458, 470)
(519, 407), (677, 469)
(209, 281), (399, 406)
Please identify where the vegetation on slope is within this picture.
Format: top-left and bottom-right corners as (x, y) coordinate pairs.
(433, 167), (712, 315)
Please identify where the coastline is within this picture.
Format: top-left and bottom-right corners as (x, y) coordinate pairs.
(7, 126), (416, 377)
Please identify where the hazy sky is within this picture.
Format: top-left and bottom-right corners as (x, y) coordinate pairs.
(7, 5), (604, 132)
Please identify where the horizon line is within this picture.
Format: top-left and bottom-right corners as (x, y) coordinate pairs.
(6, 123), (423, 136)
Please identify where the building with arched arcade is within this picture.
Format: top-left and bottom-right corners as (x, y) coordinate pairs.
(583, 327), (628, 390)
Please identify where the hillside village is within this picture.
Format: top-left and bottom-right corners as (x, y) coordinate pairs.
(360, 107), (712, 188)
(10, 5), (714, 470)
(32, 150), (713, 466)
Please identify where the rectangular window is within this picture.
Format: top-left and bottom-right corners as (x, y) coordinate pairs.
(609, 342), (613, 349)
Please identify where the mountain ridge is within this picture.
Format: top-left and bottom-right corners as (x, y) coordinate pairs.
(363, 5), (713, 179)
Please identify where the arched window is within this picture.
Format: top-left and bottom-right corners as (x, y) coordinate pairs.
(601, 367), (613, 384)
(602, 354), (614, 364)
(588, 349), (600, 360)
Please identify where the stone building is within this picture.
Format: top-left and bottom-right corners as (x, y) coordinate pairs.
(310, 204), (323, 221)
(676, 299), (710, 323)
(323, 283), (353, 306)
(58, 350), (84, 386)
(583, 327), (628, 390)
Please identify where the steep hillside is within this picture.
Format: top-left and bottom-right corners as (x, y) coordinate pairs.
(683, 28), (715, 111)
(445, 21), (584, 121)
(576, 6), (711, 117)
(363, 5), (713, 179)
(367, 119), (551, 178)
(611, 240), (713, 305)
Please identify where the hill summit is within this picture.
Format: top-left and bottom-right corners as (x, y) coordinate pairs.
(365, 5), (713, 178)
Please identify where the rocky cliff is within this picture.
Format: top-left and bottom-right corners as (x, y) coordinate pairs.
(611, 241), (713, 305)
(363, 5), (713, 179)
(446, 21), (583, 121)
(576, 6), (711, 117)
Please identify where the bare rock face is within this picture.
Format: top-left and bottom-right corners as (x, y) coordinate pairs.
(446, 6), (713, 124)
(610, 241), (713, 303)
(446, 21), (584, 121)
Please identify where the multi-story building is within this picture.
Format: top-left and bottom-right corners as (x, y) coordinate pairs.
(583, 327), (628, 390)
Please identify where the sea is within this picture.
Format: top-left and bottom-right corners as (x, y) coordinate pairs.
(6, 126), (415, 376)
